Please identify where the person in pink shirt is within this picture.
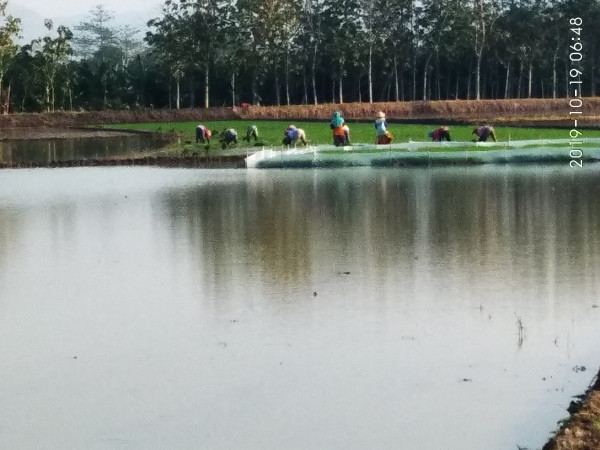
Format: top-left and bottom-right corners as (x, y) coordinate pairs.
(195, 124), (212, 144)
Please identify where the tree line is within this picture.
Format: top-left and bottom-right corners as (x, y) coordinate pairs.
(0, 0), (597, 113)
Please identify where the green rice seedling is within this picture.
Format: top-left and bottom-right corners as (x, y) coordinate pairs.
(104, 120), (600, 151)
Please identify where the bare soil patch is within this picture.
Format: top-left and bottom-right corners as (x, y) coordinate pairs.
(543, 370), (600, 450)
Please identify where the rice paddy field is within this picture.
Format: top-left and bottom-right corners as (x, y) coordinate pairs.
(104, 120), (600, 153)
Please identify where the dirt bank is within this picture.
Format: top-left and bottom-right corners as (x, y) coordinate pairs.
(543, 369), (600, 450)
(0, 98), (598, 134)
(236, 98), (600, 126)
(0, 154), (246, 169)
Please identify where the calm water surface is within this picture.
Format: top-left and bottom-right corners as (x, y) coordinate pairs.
(1, 165), (599, 450)
(0, 134), (171, 165)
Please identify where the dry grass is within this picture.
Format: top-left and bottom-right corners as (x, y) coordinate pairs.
(1, 98), (599, 129)
(238, 98), (600, 124)
(544, 373), (600, 450)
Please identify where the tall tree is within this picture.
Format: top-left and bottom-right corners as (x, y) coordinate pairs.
(472, 0), (501, 100)
(181, 0), (224, 108)
(322, 0), (361, 103)
(32, 20), (73, 112)
(73, 5), (122, 108)
(147, 0), (189, 109)
(0, 1), (20, 113)
(73, 5), (118, 60)
(298, 0), (324, 104)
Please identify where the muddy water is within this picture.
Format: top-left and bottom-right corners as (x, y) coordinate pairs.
(0, 166), (599, 450)
(0, 133), (171, 165)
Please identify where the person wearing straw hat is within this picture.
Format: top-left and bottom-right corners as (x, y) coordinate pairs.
(375, 111), (392, 144)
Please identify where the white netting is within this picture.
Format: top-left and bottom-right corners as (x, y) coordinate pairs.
(245, 138), (600, 168)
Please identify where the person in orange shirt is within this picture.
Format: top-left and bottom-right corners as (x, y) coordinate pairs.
(330, 111), (349, 146)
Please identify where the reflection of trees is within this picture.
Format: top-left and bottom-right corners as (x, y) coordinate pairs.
(161, 168), (600, 300)
(0, 209), (22, 272)
(424, 168), (600, 306)
(0, 135), (170, 164)
(161, 170), (420, 288)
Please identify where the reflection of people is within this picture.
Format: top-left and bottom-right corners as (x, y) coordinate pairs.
(375, 111), (392, 144)
(428, 126), (451, 142)
(220, 128), (238, 148)
(195, 124), (212, 144)
(245, 125), (259, 142)
(330, 111), (347, 146)
(283, 125), (307, 146)
(473, 125), (497, 142)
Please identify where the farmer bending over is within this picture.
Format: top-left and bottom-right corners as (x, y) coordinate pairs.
(283, 125), (307, 146)
(428, 126), (451, 142)
(195, 124), (212, 144)
(473, 125), (497, 142)
(220, 128), (238, 149)
(245, 125), (259, 142)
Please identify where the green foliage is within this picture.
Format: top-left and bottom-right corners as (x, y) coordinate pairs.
(0, 0), (21, 110)
(4, 0), (600, 110)
(31, 21), (73, 112)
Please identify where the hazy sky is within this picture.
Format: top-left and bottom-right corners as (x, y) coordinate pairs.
(8, 0), (164, 42)
(11, 0), (163, 18)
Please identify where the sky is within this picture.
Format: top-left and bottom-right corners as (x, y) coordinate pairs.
(7, 0), (164, 42)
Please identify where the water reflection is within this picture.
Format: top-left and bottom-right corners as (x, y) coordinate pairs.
(162, 167), (600, 311)
(1, 166), (599, 450)
(0, 133), (171, 164)
(0, 208), (22, 271)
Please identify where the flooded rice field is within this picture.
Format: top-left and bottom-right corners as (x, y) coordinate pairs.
(0, 165), (599, 449)
(0, 132), (171, 166)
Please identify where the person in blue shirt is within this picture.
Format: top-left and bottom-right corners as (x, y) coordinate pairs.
(283, 125), (307, 146)
(375, 111), (392, 144)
